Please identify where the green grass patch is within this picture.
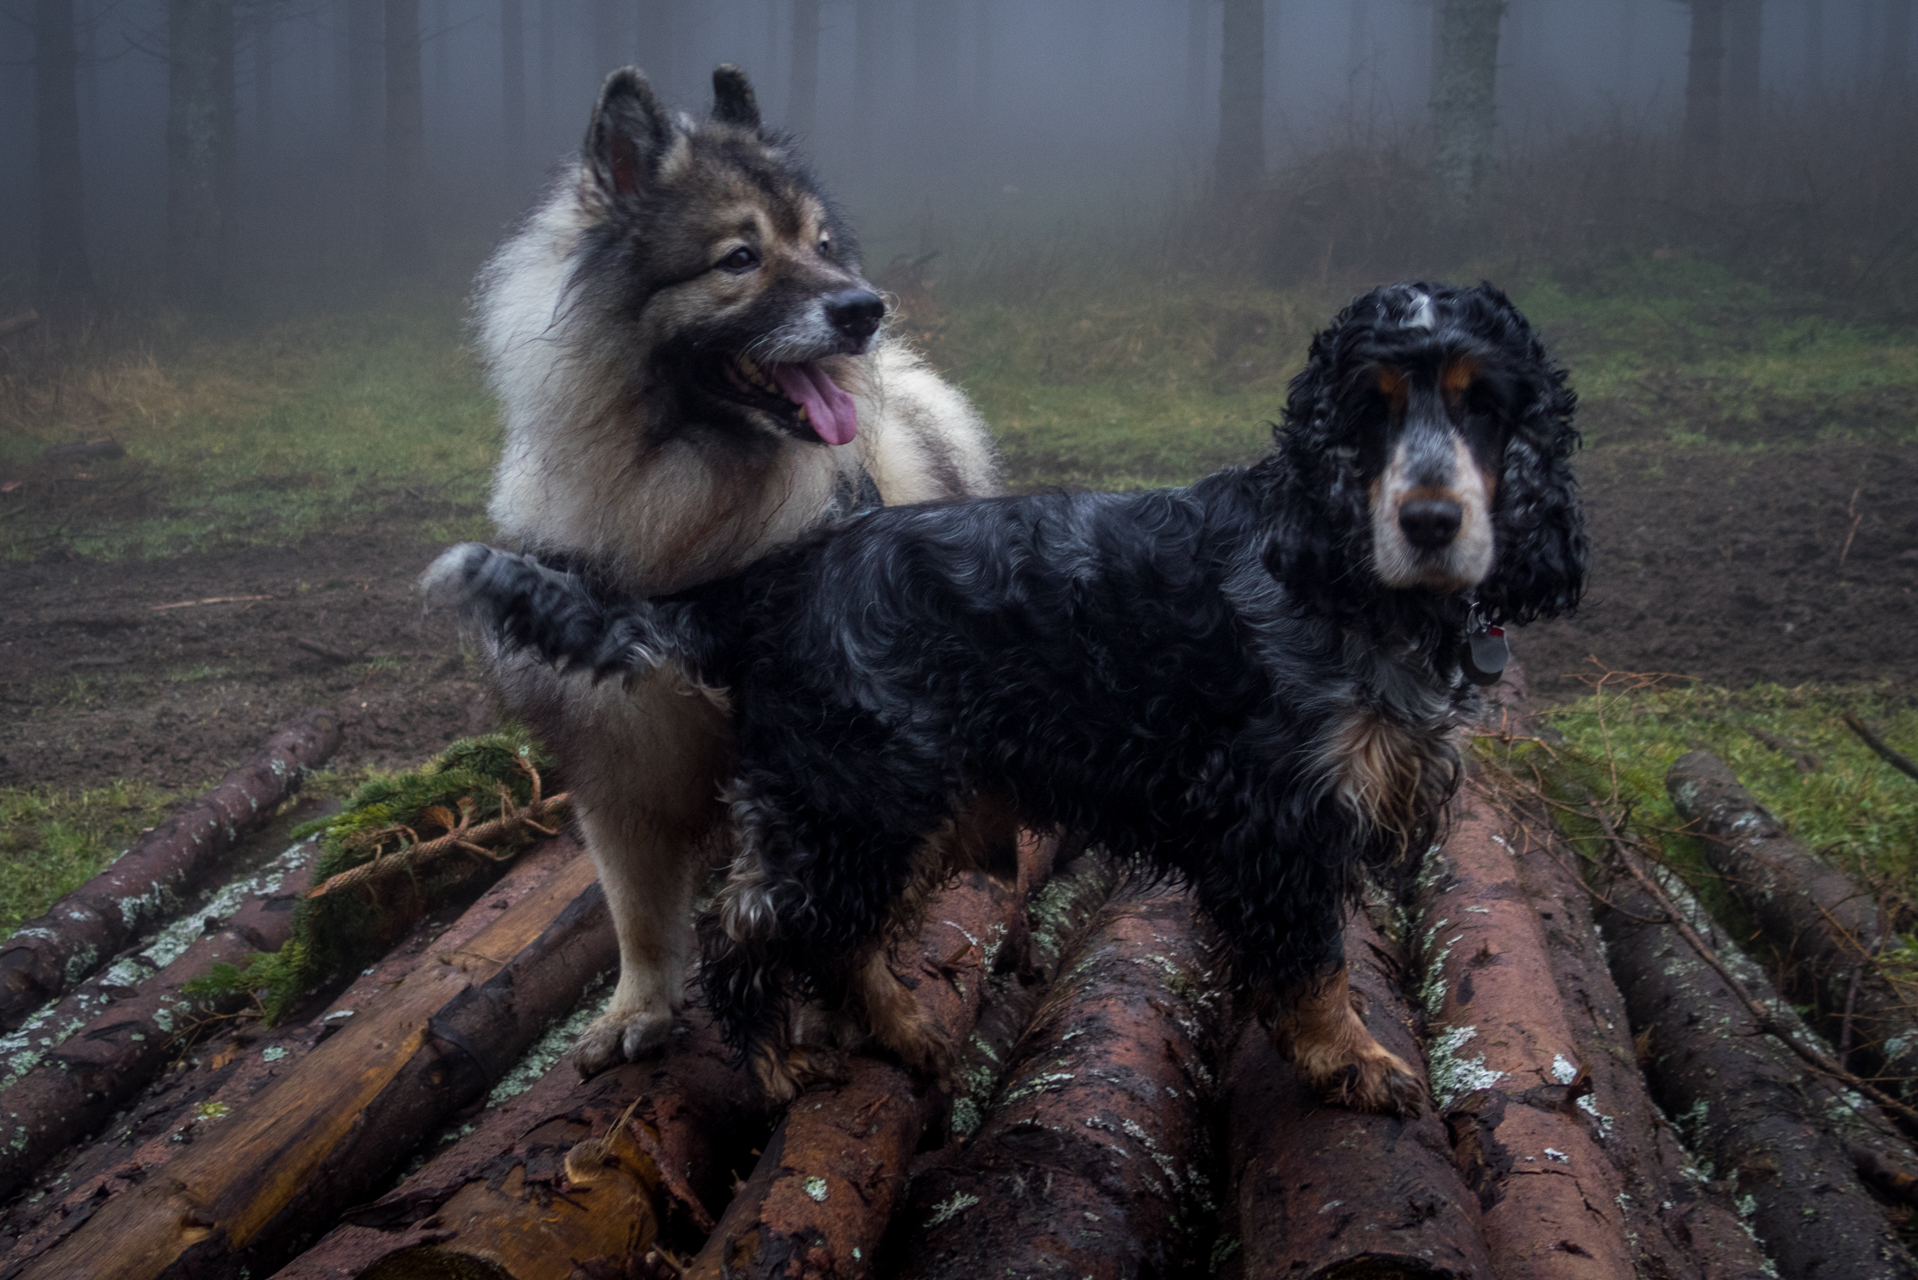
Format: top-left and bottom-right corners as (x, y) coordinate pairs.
(1, 295), (497, 560)
(7, 250), (1915, 557)
(1494, 678), (1918, 905)
(1517, 255), (1918, 447)
(0, 781), (186, 938)
(938, 253), (1918, 490)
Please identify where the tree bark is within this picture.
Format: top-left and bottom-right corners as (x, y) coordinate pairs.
(273, 1010), (773, 1277)
(167, 0), (236, 306)
(34, 0), (93, 301)
(12, 846), (615, 1280)
(1430, 0), (1503, 225)
(0, 844), (321, 1202)
(0, 837), (583, 1262)
(1417, 793), (1639, 1280)
(502, 0), (526, 183)
(1594, 842), (1918, 1280)
(1214, 0), (1265, 200)
(893, 886), (1221, 1280)
(383, 0), (429, 273)
(1220, 906), (1494, 1280)
(1509, 805), (1774, 1280)
(1667, 750), (1918, 1099)
(1682, 0), (1725, 185)
(788, 0), (819, 138)
(0, 708), (340, 1032)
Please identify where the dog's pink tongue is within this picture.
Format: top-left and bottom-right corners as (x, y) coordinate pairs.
(770, 362), (859, 446)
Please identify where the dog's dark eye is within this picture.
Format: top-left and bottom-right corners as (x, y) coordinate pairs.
(717, 246), (760, 272)
(818, 236), (832, 257)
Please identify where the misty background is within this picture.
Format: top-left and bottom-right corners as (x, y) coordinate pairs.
(4, 0), (1915, 310)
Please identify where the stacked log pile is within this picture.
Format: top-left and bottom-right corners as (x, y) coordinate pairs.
(5, 681), (1918, 1279)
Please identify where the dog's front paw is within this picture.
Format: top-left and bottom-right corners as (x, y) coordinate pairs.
(751, 1041), (842, 1105)
(573, 1005), (674, 1078)
(1299, 1039), (1425, 1118)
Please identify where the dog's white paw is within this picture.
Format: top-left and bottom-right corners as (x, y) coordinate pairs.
(573, 1005), (674, 1077)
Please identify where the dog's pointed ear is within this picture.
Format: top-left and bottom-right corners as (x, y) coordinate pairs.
(711, 64), (762, 129)
(587, 67), (672, 201)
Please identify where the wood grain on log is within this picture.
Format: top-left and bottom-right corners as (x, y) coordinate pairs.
(1595, 843), (1918, 1280)
(1510, 806), (1772, 1280)
(0, 708), (341, 1032)
(1667, 750), (1918, 1094)
(1418, 794), (1638, 1280)
(1220, 906), (1493, 1280)
(0, 841), (320, 1201)
(272, 1008), (771, 1279)
(684, 832), (1056, 1280)
(11, 839), (615, 1280)
(893, 885), (1220, 1280)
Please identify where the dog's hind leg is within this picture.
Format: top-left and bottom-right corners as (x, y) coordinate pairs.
(1277, 964), (1425, 1117)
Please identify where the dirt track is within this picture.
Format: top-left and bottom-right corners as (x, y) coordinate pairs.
(2, 440), (1916, 797)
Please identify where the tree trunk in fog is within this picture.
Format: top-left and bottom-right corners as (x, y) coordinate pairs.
(789, 0), (819, 137)
(168, 0), (235, 306)
(914, 0), (962, 151)
(594, 0), (622, 76)
(247, 2), (276, 167)
(1616, 0), (1637, 90)
(34, 0), (92, 300)
(1682, 0), (1725, 185)
(1214, 0), (1265, 200)
(972, 0), (991, 120)
(1430, 0), (1502, 225)
(503, 0), (527, 182)
(1804, 0), (1823, 93)
(1886, 0), (1914, 98)
(384, 0), (430, 273)
(538, 0), (556, 141)
(1187, 0), (1210, 139)
(347, 0), (383, 211)
(635, 1), (676, 101)
(853, 0), (885, 148)
(1723, 0), (1761, 146)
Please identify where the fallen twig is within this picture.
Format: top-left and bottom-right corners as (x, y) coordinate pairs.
(149, 594), (272, 612)
(306, 763), (571, 899)
(1845, 711), (1918, 783)
(1745, 725), (1820, 773)
(292, 637), (362, 665)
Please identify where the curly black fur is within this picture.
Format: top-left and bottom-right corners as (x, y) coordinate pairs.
(426, 281), (1586, 1076)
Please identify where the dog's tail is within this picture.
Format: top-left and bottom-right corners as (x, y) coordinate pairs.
(421, 543), (712, 681)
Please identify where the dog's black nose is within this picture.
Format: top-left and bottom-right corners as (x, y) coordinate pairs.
(1399, 497), (1463, 550)
(825, 289), (885, 342)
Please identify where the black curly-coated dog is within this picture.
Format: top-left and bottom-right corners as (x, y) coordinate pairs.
(425, 281), (1586, 1115)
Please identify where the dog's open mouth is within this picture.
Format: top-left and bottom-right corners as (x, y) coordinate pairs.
(723, 355), (859, 446)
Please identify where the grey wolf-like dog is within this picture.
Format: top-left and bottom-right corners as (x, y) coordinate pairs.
(473, 63), (1002, 1074)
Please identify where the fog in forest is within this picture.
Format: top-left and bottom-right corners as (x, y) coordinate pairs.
(4, 0), (1915, 308)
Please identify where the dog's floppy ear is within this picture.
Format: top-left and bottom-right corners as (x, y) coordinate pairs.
(1479, 354), (1588, 626)
(711, 64), (762, 129)
(587, 67), (673, 202)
